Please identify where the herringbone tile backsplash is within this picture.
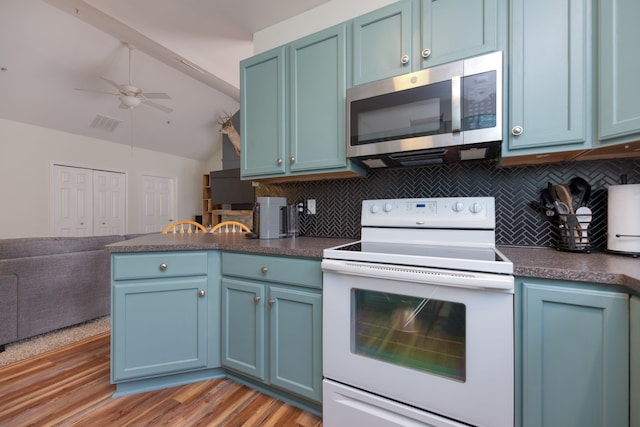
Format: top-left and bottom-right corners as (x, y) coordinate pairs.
(256, 159), (640, 250)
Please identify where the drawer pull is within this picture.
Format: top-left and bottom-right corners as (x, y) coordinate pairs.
(198, 290), (206, 297)
(268, 299), (275, 307)
(159, 263), (168, 271)
(254, 295), (261, 304)
(261, 267), (268, 274)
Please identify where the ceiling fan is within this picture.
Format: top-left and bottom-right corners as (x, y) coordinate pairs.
(75, 43), (173, 113)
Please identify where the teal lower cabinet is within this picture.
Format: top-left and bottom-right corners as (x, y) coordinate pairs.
(631, 296), (639, 427)
(516, 278), (629, 427)
(221, 252), (323, 408)
(110, 251), (222, 395)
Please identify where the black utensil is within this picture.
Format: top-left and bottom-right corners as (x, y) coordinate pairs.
(569, 177), (591, 208)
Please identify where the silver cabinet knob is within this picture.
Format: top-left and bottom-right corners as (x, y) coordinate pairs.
(159, 263), (168, 271)
(400, 54), (410, 65)
(260, 266), (268, 274)
(254, 295), (261, 304)
(421, 48), (431, 58)
(289, 156), (295, 164)
(268, 299), (275, 307)
(512, 126), (524, 136)
(276, 158), (283, 165)
(198, 290), (206, 297)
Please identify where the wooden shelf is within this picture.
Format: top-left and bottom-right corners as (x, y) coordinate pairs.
(202, 174), (253, 229)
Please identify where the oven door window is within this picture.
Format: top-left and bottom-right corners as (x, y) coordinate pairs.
(352, 289), (466, 382)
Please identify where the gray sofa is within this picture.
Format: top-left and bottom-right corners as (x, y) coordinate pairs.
(0, 235), (141, 350)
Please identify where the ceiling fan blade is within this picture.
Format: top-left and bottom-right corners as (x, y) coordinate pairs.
(142, 92), (171, 100)
(74, 87), (118, 96)
(143, 100), (173, 113)
(118, 102), (131, 110)
(100, 76), (123, 92)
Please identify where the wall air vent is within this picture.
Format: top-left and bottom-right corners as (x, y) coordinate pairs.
(90, 114), (122, 133)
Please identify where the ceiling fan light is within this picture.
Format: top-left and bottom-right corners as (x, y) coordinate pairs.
(120, 95), (141, 108)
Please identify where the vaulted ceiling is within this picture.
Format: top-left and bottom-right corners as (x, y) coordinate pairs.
(0, 0), (331, 160)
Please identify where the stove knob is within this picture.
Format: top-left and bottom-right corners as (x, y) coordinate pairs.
(470, 202), (483, 213)
(452, 201), (465, 212)
(370, 204), (380, 214)
(383, 203), (393, 212)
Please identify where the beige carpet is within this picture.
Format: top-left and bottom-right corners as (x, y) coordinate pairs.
(0, 316), (110, 367)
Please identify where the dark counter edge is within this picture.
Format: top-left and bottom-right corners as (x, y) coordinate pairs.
(105, 234), (640, 294)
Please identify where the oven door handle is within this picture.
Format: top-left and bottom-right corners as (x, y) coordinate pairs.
(321, 259), (514, 293)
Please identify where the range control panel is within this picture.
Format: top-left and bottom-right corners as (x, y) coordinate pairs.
(361, 197), (495, 229)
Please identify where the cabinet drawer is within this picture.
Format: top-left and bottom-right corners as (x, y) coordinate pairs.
(113, 251), (208, 281)
(222, 252), (321, 289)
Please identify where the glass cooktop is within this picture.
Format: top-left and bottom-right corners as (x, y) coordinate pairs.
(324, 241), (513, 275)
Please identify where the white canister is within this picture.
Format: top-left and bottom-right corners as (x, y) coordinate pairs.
(607, 184), (640, 255)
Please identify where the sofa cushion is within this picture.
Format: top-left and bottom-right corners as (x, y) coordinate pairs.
(0, 235), (125, 260)
(0, 274), (18, 344)
(1, 249), (111, 340)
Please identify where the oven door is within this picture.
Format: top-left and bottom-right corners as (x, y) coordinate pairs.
(322, 259), (514, 427)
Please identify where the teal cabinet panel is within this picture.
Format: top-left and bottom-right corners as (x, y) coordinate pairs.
(418, 0), (499, 69)
(112, 276), (208, 381)
(269, 286), (322, 402)
(631, 296), (639, 427)
(505, 0), (592, 158)
(352, 0), (412, 85)
(221, 278), (266, 380)
(289, 25), (347, 172)
(222, 253), (323, 403)
(222, 252), (322, 289)
(112, 251), (208, 280)
(519, 279), (629, 427)
(598, 0), (640, 142)
(240, 47), (287, 177)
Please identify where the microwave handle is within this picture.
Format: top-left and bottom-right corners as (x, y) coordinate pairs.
(451, 75), (461, 133)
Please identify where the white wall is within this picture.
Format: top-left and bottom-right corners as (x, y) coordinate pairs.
(0, 118), (211, 239)
(253, 0), (397, 53)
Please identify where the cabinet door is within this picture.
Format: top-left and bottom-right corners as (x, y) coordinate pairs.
(418, 0), (498, 69)
(506, 0), (591, 156)
(520, 281), (628, 427)
(289, 25), (347, 173)
(598, 0), (640, 142)
(240, 47), (287, 178)
(631, 296), (640, 427)
(352, 0), (412, 85)
(221, 278), (266, 380)
(111, 277), (208, 381)
(269, 286), (322, 403)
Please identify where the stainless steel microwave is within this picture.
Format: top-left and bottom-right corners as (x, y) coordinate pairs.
(347, 51), (503, 168)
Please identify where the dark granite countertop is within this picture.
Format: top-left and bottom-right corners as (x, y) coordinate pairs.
(499, 246), (640, 294)
(106, 233), (354, 259)
(106, 234), (639, 294)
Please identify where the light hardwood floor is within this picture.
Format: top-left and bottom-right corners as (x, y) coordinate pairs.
(0, 332), (323, 426)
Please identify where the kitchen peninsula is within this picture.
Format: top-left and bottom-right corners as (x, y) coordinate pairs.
(106, 233), (639, 423)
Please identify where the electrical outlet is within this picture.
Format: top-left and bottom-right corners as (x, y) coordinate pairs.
(307, 199), (316, 215)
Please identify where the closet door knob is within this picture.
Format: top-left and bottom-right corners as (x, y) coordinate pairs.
(400, 54), (410, 65)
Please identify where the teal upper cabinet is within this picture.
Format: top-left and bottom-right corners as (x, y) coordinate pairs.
(241, 25), (363, 181)
(418, 0), (500, 70)
(289, 25), (348, 173)
(518, 279), (629, 427)
(351, 0), (502, 86)
(240, 47), (287, 177)
(598, 0), (640, 144)
(503, 0), (592, 165)
(352, 1), (412, 85)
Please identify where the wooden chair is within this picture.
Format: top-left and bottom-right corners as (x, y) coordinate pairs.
(161, 220), (208, 234)
(210, 221), (251, 233)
